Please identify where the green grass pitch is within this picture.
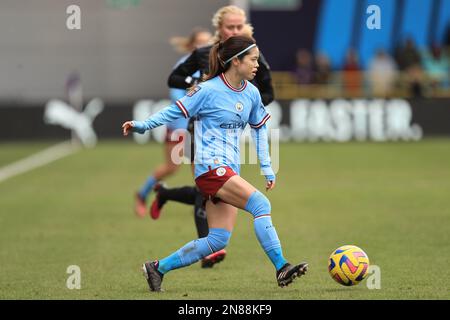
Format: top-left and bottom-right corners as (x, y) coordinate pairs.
(1, 139), (449, 299)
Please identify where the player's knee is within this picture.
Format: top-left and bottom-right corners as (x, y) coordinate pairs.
(245, 190), (271, 218)
(207, 228), (231, 252)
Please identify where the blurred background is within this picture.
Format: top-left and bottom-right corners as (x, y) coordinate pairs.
(0, 0), (448, 141)
(1, 0), (450, 300)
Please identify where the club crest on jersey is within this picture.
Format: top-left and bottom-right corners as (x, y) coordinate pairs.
(235, 102), (244, 112)
(187, 86), (201, 97)
(216, 167), (226, 176)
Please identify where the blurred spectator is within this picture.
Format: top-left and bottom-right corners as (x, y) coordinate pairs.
(313, 53), (331, 84)
(293, 49), (314, 85)
(368, 49), (398, 97)
(394, 37), (424, 97)
(170, 27), (212, 54)
(422, 43), (450, 89)
(342, 48), (362, 95)
(395, 37), (421, 70)
(343, 48), (360, 71)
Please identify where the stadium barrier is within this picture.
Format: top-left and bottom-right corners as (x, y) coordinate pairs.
(271, 71), (450, 100)
(0, 98), (449, 142)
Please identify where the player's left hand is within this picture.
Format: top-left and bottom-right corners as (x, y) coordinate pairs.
(266, 180), (275, 191)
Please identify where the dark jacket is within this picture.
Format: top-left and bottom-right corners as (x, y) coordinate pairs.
(167, 44), (274, 106)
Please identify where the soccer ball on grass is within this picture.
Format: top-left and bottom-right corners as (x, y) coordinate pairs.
(328, 245), (369, 286)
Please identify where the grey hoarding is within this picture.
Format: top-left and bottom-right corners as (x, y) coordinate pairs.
(0, 98), (449, 141)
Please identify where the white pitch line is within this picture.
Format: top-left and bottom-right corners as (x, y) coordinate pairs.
(0, 141), (80, 183)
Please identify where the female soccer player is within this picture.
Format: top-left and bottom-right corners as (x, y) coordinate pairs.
(149, 6), (274, 268)
(122, 36), (308, 291)
(134, 28), (212, 217)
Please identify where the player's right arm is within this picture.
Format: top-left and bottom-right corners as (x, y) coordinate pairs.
(122, 84), (206, 136)
(122, 104), (184, 136)
(167, 49), (201, 89)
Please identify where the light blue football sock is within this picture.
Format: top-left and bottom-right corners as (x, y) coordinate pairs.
(157, 228), (231, 274)
(267, 247), (287, 271)
(245, 191), (287, 271)
(253, 216), (287, 271)
(157, 251), (182, 274)
(139, 176), (157, 200)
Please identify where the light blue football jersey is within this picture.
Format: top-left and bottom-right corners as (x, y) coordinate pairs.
(133, 73), (272, 179)
(174, 74), (270, 178)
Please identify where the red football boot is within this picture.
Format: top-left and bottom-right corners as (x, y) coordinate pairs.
(201, 249), (227, 268)
(149, 183), (166, 220)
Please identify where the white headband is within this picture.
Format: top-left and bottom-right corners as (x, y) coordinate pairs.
(224, 44), (257, 64)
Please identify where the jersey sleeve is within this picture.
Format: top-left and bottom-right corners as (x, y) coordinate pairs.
(131, 103), (185, 133)
(248, 90), (271, 129)
(174, 84), (207, 118)
(251, 124), (275, 181)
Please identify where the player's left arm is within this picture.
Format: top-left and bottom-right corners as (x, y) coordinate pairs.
(249, 89), (275, 191)
(250, 124), (275, 191)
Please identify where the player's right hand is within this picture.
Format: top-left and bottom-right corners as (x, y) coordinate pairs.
(122, 121), (134, 136)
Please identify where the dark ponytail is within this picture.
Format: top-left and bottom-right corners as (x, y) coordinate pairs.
(203, 41), (226, 82)
(203, 35), (256, 82)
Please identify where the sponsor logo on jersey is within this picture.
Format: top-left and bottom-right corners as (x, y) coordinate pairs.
(220, 121), (246, 129)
